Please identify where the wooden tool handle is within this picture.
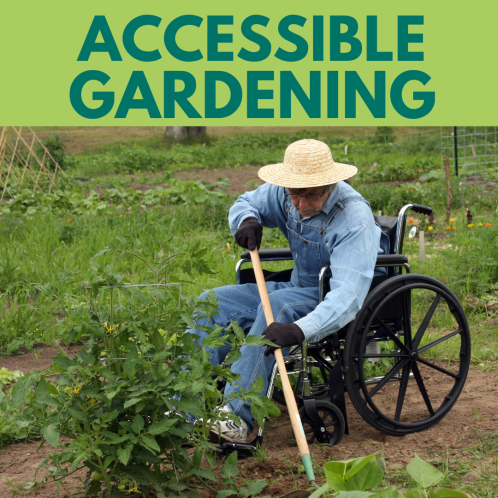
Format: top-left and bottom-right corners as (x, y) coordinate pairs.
(250, 249), (311, 460)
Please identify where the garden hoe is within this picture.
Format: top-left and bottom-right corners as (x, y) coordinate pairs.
(248, 248), (318, 498)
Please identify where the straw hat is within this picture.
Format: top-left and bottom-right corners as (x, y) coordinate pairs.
(258, 139), (357, 188)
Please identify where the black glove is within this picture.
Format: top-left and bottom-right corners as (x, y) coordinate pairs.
(234, 217), (263, 251)
(262, 322), (305, 356)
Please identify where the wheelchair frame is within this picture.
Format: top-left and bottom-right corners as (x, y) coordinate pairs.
(224, 203), (471, 451)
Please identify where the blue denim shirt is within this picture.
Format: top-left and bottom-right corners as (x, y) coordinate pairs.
(229, 181), (389, 343)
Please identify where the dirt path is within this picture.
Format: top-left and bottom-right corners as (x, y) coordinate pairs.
(174, 165), (263, 197)
(1, 343), (496, 497)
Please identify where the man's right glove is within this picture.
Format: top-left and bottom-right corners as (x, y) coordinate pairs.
(234, 217), (263, 251)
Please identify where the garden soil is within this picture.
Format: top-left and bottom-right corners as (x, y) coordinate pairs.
(1, 345), (497, 498)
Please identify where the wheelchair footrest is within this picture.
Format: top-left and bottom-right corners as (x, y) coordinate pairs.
(215, 435), (263, 458)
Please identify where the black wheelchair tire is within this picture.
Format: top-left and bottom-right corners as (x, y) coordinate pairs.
(344, 273), (471, 437)
(298, 400), (345, 445)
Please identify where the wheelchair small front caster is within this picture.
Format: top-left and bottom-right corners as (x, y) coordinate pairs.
(298, 400), (345, 445)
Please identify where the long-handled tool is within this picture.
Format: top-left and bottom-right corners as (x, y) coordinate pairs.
(250, 249), (318, 496)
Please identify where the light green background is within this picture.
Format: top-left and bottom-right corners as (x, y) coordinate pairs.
(1, 0), (497, 125)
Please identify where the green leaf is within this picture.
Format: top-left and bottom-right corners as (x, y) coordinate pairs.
(91, 247), (112, 261)
(223, 348), (241, 366)
(192, 447), (203, 468)
(11, 375), (31, 411)
(335, 492), (377, 498)
(220, 451), (239, 479)
(245, 335), (274, 347)
(309, 482), (330, 498)
(250, 375), (265, 394)
(148, 418), (177, 435)
(67, 406), (88, 422)
(101, 411), (120, 423)
(345, 454), (378, 480)
(166, 480), (187, 491)
(168, 427), (188, 438)
(123, 345), (139, 379)
(117, 444), (132, 465)
(51, 355), (78, 371)
(34, 379), (51, 405)
(405, 489), (427, 498)
(131, 414), (145, 434)
(347, 459), (384, 491)
(41, 424), (60, 448)
(140, 435), (160, 454)
(372, 487), (404, 498)
(191, 468), (217, 481)
(123, 398), (141, 408)
(244, 479), (268, 496)
(216, 490), (238, 498)
(176, 398), (204, 419)
(433, 489), (469, 498)
(78, 350), (96, 365)
(106, 434), (132, 445)
(406, 455), (443, 488)
(324, 461), (349, 491)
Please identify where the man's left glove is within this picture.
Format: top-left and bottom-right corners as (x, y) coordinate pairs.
(262, 322), (305, 357)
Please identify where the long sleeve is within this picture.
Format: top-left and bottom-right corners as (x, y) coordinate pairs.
(228, 183), (289, 236)
(294, 202), (380, 343)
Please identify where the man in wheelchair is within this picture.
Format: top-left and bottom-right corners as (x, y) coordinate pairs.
(186, 139), (389, 443)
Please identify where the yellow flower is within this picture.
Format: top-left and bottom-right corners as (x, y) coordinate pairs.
(72, 386), (80, 394)
(120, 214), (123, 217)
(450, 218), (455, 222)
(226, 242), (232, 251)
(428, 226), (433, 230)
(468, 224), (474, 228)
(478, 223), (483, 227)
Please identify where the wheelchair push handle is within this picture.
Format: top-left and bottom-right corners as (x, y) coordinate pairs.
(249, 249), (317, 487)
(411, 204), (433, 216)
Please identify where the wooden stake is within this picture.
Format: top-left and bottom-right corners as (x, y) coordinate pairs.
(419, 231), (425, 273)
(0, 127), (22, 202)
(444, 157), (452, 225)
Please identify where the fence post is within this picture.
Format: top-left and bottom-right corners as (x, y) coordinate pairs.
(453, 126), (459, 176)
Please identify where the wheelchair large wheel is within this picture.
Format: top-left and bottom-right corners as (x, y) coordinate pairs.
(344, 274), (471, 437)
(298, 400), (345, 445)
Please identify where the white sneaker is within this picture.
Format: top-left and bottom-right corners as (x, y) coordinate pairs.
(208, 406), (249, 443)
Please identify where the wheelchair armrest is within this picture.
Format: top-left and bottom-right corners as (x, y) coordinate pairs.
(375, 254), (408, 266)
(240, 248), (293, 260)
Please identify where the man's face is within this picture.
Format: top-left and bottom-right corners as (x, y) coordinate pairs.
(286, 186), (330, 217)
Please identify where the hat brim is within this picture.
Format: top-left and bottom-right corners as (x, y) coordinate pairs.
(258, 162), (358, 188)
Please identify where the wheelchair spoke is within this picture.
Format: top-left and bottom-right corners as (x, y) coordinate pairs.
(417, 357), (459, 379)
(412, 362), (434, 416)
(394, 363), (411, 422)
(402, 290), (413, 349)
(368, 358), (409, 398)
(359, 352), (409, 359)
(375, 316), (409, 352)
(323, 421), (338, 428)
(413, 293), (441, 349)
(417, 328), (463, 354)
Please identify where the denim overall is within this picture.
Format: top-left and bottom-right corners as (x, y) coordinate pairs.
(185, 191), (386, 433)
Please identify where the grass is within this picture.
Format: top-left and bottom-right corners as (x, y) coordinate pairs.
(383, 431), (498, 496)
(0, 127), (496, 359)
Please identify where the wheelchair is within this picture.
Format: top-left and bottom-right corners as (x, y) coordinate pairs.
(222, 203), (471, 453)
